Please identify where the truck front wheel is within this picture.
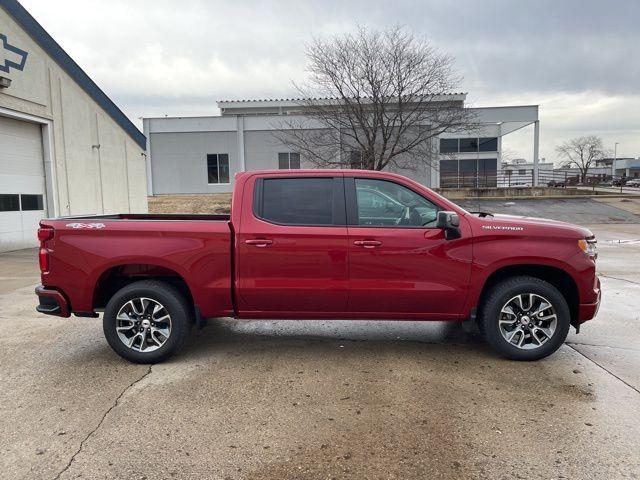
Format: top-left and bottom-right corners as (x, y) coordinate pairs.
(103, 280), (192, 363)
(479, 276), (571, 361)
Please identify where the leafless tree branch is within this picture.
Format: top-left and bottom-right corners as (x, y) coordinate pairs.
(556, 135), (607, 183)
(273, 25), (475, 171)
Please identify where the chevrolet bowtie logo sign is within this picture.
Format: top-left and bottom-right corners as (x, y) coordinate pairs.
(0, 33), (28, 73)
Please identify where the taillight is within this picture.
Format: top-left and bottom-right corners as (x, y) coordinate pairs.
(38, 227), (53, 273)
(39, 247), (49, 272)
(38, 227), (53, 242)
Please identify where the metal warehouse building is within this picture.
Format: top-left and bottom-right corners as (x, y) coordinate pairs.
(143, 97), (539, 195)
(0, 0), (147, 252)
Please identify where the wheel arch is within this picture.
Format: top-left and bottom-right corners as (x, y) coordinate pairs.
(91, 263), (195, 312)
(475, 264), (579, 326)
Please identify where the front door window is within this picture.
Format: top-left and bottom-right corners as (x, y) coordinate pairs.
(355, 178), (439, 227)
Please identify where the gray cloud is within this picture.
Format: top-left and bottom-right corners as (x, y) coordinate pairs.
(20, 0), (640, 161)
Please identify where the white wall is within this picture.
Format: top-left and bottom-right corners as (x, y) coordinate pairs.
(149, 131), (238, 194)
(0, 8), (147, 215)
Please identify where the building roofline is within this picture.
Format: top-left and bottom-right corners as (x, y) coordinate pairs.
(143, 115), (223, 121)
(144, 102), (539, 122)
(1, 0), (146, 149)
(468, 104), (539, 110)
(218, 94), (468, 102)
(217, 93), (468, 109)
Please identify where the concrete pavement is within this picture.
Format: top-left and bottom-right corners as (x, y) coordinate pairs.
(0, 220), (639, 479)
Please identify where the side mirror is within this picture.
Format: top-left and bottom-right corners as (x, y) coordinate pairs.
(436, 211), (461, 240)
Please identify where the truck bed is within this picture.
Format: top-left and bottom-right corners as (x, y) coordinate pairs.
(39, 214), (233, 318)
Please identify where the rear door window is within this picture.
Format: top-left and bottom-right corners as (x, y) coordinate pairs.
(256, 177), (340, 226)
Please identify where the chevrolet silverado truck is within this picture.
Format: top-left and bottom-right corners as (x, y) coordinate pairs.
(35, 170), (600, 363)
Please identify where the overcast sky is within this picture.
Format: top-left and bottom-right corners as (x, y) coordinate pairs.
(20, 0), (640, 163)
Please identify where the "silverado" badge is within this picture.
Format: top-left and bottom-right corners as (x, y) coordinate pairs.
(481, 225), (524, 231)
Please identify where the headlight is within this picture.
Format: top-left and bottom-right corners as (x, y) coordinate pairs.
(578, 238), (597, 259)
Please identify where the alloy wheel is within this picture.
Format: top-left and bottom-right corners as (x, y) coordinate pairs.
(498, 293), (558, 350)
(115, 297), (172, 352)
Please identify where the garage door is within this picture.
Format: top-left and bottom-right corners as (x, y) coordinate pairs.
(0, 115), (46, 253)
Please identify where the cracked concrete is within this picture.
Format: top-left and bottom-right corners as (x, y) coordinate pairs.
(0, 218), (639, 479)
(52, 366), (152, 480)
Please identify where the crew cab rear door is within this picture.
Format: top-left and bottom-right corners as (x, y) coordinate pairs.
(345, 175), (472, 318)
(236, 174), (349, 315)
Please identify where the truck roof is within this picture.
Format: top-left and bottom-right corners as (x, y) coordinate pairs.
(234, 169), (419, 181)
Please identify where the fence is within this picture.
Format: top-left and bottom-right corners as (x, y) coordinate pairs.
(440, 169), (635, 193)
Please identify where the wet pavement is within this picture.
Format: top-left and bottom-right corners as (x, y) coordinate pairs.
(1, 209), (639, 479)
(458, 197), (640, 224)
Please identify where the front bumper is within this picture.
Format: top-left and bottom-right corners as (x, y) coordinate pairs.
(577, 276), (601, 323)
(35, 285), (70, 317)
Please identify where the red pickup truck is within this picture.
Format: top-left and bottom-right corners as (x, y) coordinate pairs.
(35, 170), (600, 363)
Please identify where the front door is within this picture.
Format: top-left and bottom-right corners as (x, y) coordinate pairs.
(236, 175), (349, 316)
(346, 177), (472, 318)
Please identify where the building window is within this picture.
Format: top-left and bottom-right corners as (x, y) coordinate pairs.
(479, 137), (498, 152)
(20, 194), (44, 211)
(440, 137), (498, 154)
(459, 159), (477, 186)
(439, 158), (498, 188)
(439, 159), (459, 188)
(459, 138), (479, 153)
(278, 152), (301, 169)
(439, 138), (458, 154)
(478, 159), (497, 187)
(207, 154), (230, 184)
(349, 150), (364, 169)
(0, 194), (20, 212)
(518, 169), (527, 175)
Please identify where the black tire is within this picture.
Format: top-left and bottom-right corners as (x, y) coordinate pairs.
(479, 276), (571, 361)
(103, 280), (192, 363)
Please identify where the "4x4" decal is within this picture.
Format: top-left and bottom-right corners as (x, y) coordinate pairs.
(65, 223), (106, 229)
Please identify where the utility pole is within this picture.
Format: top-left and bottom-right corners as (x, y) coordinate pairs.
(533, 121), (540, 186)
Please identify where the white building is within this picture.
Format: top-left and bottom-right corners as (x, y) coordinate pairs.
(500, 158), (554, 187)
(594, 157), (640, 179)
(555, 157), (640, 183)
(0, 0), (147, 252)
(144, 98), (540, 194)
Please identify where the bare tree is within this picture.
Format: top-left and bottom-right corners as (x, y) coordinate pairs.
(556, 135), (607, 183)
(499, 148), (520, 165)
(274, 26), (473, 171)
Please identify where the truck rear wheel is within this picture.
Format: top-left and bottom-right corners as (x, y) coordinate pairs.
(103, 280), (192, 363)
(479, 276), (570, 361)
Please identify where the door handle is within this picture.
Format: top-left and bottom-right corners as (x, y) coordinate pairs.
(354, 240), (382, 248)
(245, 239), (273, 247)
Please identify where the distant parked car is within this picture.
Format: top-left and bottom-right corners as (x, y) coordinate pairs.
(613, 178), (627, 186)
(625, 179), (640, 188)
(547, 180), (566, 187)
